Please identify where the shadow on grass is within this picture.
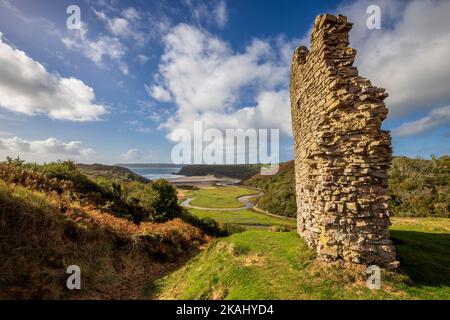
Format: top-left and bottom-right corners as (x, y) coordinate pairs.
(390, 230), (450, 287)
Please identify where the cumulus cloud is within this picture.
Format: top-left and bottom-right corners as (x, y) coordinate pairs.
(0, 136), (96, 157)
(148, 24), (293, 142)
(337, 0), (450, 117)
(0, 34), (106, 121)
(395, 105), (450, 136)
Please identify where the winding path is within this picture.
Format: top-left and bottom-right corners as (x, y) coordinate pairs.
(180, 191), (264, 211)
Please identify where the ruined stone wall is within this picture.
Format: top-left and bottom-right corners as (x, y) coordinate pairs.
(290, 14), (398, 269)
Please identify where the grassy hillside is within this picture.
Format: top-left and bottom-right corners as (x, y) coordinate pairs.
(0, 158), (214, 299)
(0, 180), (207, 299)
(389, 156), (450, 217)
(178, 164), (262, 180)
(76, 163), (149, 184)
(244, 157), (450, 218)
(243, 161), (296, 217)
(146, 218), (450, 300)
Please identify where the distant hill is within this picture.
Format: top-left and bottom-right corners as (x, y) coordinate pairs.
(76, 163), (149, 183)
(243, 157), (450, 218)
(243, 161), (297, 218)
(178, 164), (262, 180)
(115, 163), (181, 168)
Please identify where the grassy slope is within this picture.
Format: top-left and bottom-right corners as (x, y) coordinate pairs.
(76, 163), (149, 183)
(0, 180), (208, 299)
(148, 218), (450, 300)
(243, 161), (297, 217)
(0, 161), (209, 299)
(188, 186), (259, 208)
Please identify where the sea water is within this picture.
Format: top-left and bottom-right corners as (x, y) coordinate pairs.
(124, 166), (185, 180)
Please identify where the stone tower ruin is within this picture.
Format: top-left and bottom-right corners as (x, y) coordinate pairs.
(290, 14), (398, 269)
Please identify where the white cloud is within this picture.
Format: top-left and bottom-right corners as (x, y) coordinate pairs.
(126, 120), (154, 134)
(146, 84), (172, 102)
(121, 148), (143, 161)
(337, 0), (450, 117)
(395, 105), (450, 136)
(0, 34), (106, 121)
(213, 1), (228, 28)
(136, 54), (149, 64)
(0, 136), (96, 157)
(108, 17), (131, 36)
(118, 61), (129, 75)
(122, 7), (141, 21)
(62, 23), (128, 75)
(93, 8), (146, 45)
(149, 24), (294, 141)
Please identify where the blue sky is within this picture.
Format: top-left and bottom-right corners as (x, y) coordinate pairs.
(0, 0), (449, 164)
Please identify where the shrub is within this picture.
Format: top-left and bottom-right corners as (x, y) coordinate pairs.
(220, 223), (246, 235)
(176, 185), (199, 190)
(36, 161), (104, 195)
(179, 209), (244, 237)
(128, 180), (181, 221)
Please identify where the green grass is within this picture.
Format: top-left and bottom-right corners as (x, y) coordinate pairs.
(188, 186), (259, 208)
(389, 217), (450, 297)
(144, 218), (450, 300)
(189, 208), (296, 228)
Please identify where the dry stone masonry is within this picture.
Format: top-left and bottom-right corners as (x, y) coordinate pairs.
(290, 14), (398, 269)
